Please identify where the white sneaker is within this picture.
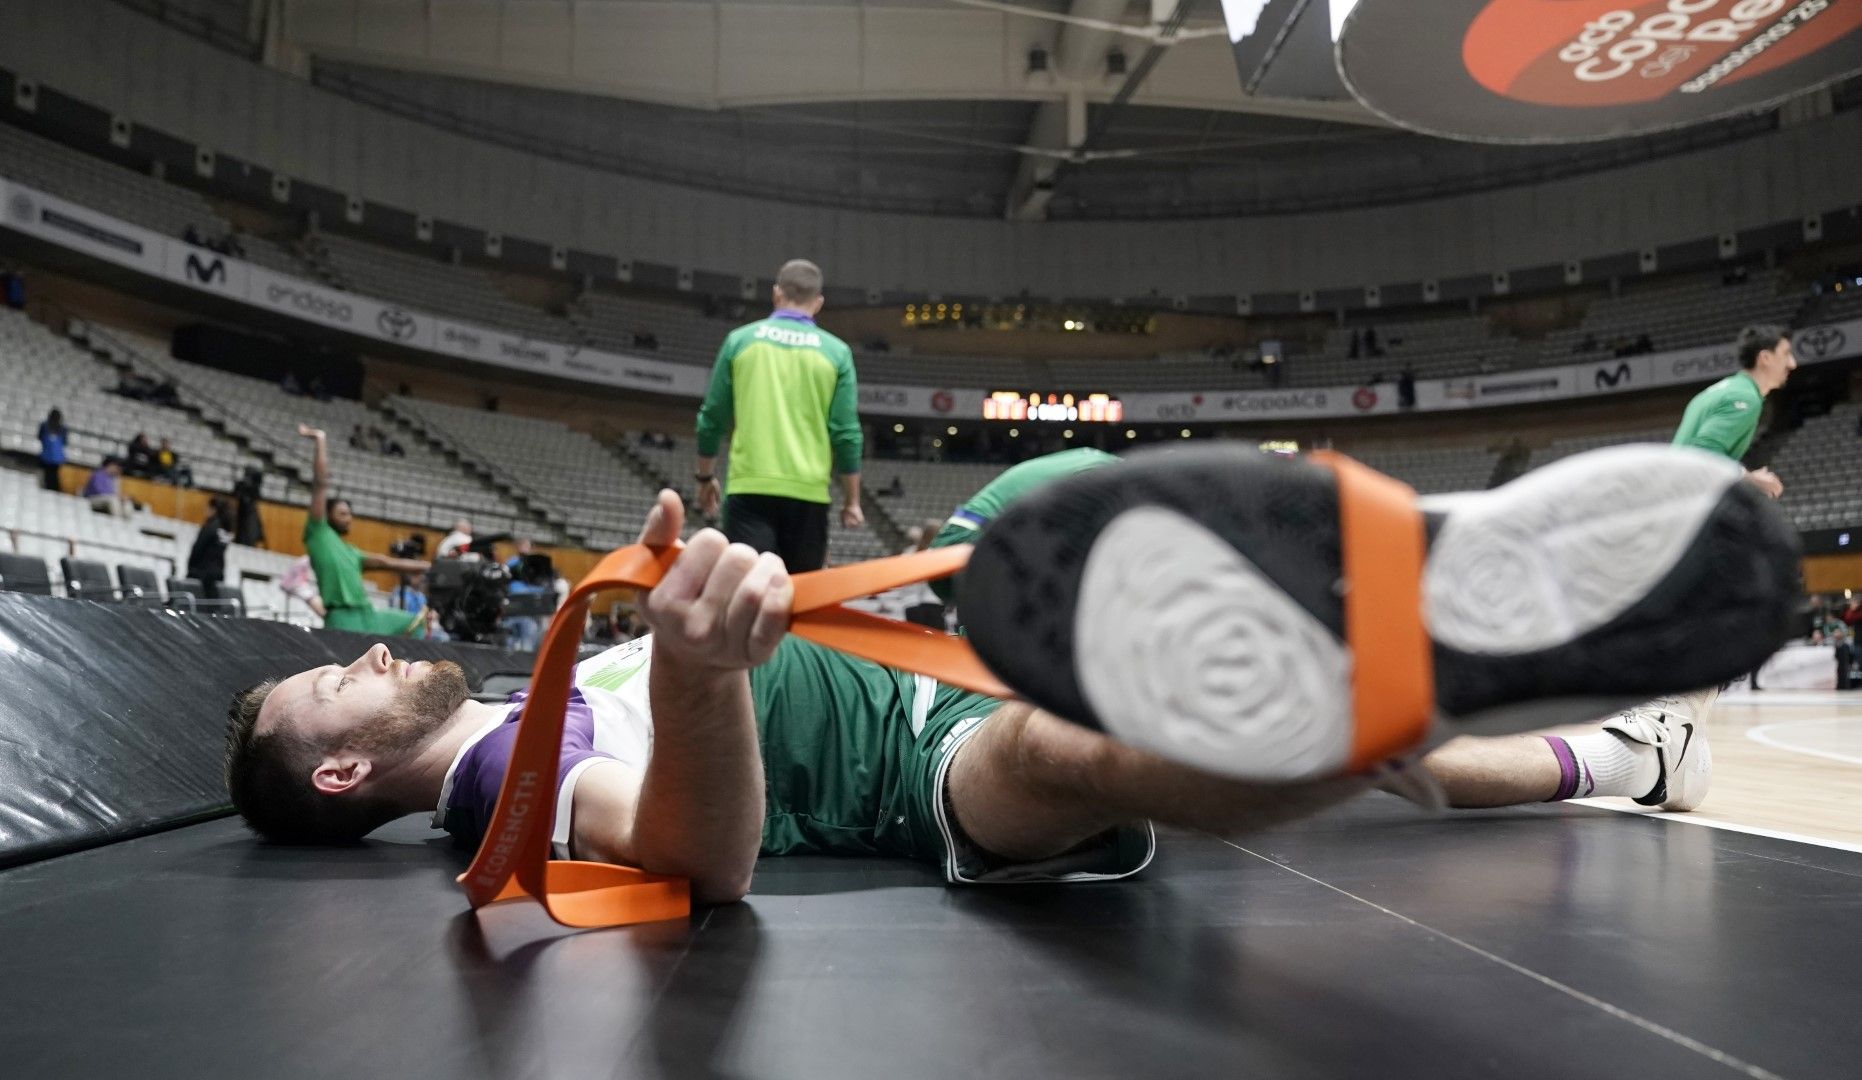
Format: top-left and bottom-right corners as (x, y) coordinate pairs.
(1601, 688), (1716, 812)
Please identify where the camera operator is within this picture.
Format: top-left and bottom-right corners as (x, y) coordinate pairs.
(388, 569), (449, 643)
(500, 538), (557, 650)
(296, 425), (430, 635)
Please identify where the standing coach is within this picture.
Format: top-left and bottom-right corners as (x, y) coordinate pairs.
(695, 259), (863, 571)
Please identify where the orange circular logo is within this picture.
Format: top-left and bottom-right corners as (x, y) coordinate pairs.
(1338, 0), (1862, 141)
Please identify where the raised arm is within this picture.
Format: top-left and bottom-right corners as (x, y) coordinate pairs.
(570, 489), (787, 903)
(360, 553), (431, 574)
(297, 424), (329, 521)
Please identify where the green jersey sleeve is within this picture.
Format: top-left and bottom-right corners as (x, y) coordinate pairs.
(828, 346), (862, 475)
(695, 330), (740, 458)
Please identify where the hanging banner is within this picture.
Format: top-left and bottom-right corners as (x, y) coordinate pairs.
(1337, 0), (1862, 143)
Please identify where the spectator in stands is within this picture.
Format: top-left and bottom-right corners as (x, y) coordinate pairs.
(1, 268), (24, 309)
(1398, 368), (1417, 410)
(115, 371), (155, 402)
(280, 372), (302, 397)
(125, 433), (156, 479)
(436, 520), (475, 560)
(82, 457), (132, 518)
(1634, 333), (1654, 355)
(155, 437), (191, 487)
(1842, 596), (1861, 629)
(233, 466), (266, 547)
(187, 498), (234, 601)
(880, 475), (906, 498)
(151, 377), (180, 408)
(1364, 326), (1382, 357)
(36, 408), (66, 492)
(1835, 627), (1855, 691)
(695, 258), (863, 572)
(632, 327), (659, 351)
(296, 424), (431, 635)
(347, 425), (367, 451)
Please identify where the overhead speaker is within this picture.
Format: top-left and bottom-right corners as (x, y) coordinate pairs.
(108, 116), (132, 149)
(270, 174), (291, 203)
(1364, 284), (1382, 309)
(1491, 270), (1510, 295)
(415, 215), (433, 242)
(13, 79), (37, 112)
(344, 195), (364, 225)
(484, 233), (503, 258)
(1563, 260), (1582, 286)
(193, 148), (216, 179)
(550, 245), (569, 272)
(1803, 215), (1823, 242)
(1638, 248), (1658, 274)
(1422, 279), (1440, 303)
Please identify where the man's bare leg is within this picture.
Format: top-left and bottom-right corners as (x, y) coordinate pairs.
(947, 692), (1699, 862)
(1415, 736), (1561, 808)
(946, 702), (1368, 863)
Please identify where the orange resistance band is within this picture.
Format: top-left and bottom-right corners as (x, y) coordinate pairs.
(1309, 451), (1436, 771)
(460, 452), (1434, 931)
(456, 541), (1008, 929)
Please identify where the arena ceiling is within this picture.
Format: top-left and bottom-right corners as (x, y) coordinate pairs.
(159, 0), (1823, 219)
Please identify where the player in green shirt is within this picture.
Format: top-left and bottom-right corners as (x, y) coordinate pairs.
(296, 424), (431, 637)
(1672, 323), (1796, 499)
(694, 259), (863, 572)
(926, 447), (1119, 604)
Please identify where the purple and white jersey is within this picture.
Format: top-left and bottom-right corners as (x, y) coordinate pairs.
(433, 637), (655, 858)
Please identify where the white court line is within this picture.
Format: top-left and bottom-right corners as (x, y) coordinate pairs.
(1745, 719), (1862, 768)
(1569, 798), (1862, 856)
(1221, 839), (1790, 1080)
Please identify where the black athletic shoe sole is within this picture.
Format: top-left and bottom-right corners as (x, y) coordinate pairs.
(954, 444), (1799, 781)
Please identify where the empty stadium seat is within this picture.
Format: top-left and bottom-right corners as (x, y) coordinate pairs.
(0, 553), (54, 596)
(60, 558), (119, 602)
(117, 564), (162, 601)
(164, 578), (242, 617)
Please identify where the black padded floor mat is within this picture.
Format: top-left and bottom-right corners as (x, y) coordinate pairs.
(2, 796), (1855, 1079)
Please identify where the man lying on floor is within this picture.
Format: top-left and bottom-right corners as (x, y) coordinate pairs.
(227, 482), (1727, 905)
